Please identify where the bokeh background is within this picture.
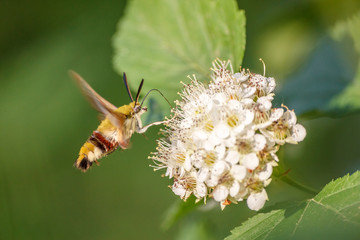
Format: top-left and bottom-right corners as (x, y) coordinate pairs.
(1, 0), (360, 239)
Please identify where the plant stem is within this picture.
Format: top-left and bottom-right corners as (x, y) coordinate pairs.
(280, 175), (318, 195)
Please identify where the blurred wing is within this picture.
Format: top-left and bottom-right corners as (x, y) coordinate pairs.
(70, 70), (126, 128)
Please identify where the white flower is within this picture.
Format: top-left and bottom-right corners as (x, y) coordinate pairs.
(149, 59), (306, 211)
(242, 153), (259, 170)
(213, 93), (227, 106)
(213, 185), (229, 201)
(172, 181), (187, 197)
(231, 165), (247, 181)
(212, 160), (228, 176)
(261, 107), (306, 145)
(247, 189), (268, 211)
(292, 124), (307, 142)
(214, 123), (230, 139)
(229, 181), (241, 197)
(258, 163), (273, 181)
(195, 182), (207, 198)
(225, 150), (240, 165)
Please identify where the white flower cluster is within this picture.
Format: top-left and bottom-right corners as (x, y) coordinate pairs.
(150, 59), (306, 211)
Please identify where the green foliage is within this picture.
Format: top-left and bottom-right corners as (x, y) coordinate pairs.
(278, 37), (354, 117)
(174, 216), (215, 240)
(113, 0), (245, 116)
(161, 196), (202, 230)
(225, 171), (360, 240)
(279, 10), (360, 118)
(330, 11), (360, 110)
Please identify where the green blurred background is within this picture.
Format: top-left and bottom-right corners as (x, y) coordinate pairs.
(1, 0), (360, 239)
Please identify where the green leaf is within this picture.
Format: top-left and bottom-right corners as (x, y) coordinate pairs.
(174, 216), (215, 240)
(160, 196), (202, 230)
(279, 11), (360, 118)
(225, 171), (360, 240)
(330, 12), (360, 111)
(278, 36), (354, 118)
(113, 0), (246, 118)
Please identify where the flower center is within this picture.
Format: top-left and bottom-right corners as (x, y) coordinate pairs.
(227, 115), (239, 128)
(273, 122), (290, 140)
(175, 153), (186, 164)
(204, 151), (217, 166)
(246, 178), (264, 192)
(218, 173), (233, 186)
(195, 107), (203, 115)
(184, 176), (197, 190)
(254, 109), (269, 124)
(236, 139), (252, 154)
(204, 120), (214, 132)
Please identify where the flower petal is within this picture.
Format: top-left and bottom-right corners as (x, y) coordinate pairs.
(172, 182), (186, 197)
(253, 134), (266, 151)
(292, 124), (306, 142)
(225, 150), (240, 164)
(196, 182), (207, 197)
(214, 123), (230, 139)
(212, 160), (227, 176)
(231, 165), (247, 181)
(229, 181), (240, 197)
(213, 93), (227, 106)
(258, 163), (273, 181)
(243, 153), (259, 170)
(213, 185), (229, 201)
(247, 189), (268, 211)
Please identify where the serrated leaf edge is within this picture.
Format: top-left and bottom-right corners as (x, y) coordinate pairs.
(226, 171), (360, 240)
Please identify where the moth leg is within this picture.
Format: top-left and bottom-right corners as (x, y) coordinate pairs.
(136, 112), (177, 134)
(136, 120), (166, 134)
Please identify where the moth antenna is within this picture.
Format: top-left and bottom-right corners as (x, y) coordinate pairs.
(123, 72), (134, 102)
(135, 79), (144, 103)
(259, 58), (266, 76)
(140, 89), (172, 109)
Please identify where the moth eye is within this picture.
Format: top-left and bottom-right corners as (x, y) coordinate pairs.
(142, 107), (148, 112)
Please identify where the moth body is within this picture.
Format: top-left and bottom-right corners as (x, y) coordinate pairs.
(71, 71), (162, 172)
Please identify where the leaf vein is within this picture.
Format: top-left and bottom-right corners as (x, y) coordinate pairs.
(238, 211), (281, 237)
(312, 199), (360, 226)
(262, 213), (286, 239)
(290, 200), (310, 237)
(317, 184), (360, 202)
(339, 201), (360, 212)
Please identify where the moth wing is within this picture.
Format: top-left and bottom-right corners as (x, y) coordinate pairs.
(97, 113), (106, 122)
(70, 70), (126, 128)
